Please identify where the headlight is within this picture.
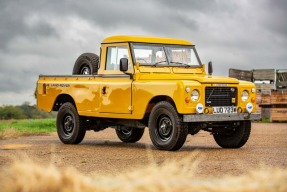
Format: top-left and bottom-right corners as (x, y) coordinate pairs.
(191, 89), (200, 102)
(241, 90), (249, 102)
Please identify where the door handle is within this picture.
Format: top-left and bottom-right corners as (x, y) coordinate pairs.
(102, 86), (107, 94)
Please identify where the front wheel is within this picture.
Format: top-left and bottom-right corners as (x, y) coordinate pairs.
(56, 103), (86, 144)
(116, 126), (145, 143)
(213, 121), (251, 148)
(148, 101), (188, 151)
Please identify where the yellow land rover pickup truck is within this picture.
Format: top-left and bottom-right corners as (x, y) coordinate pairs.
(37, 35), (260, 151)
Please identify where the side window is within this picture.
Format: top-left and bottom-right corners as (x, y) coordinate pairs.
(106, 46), (129, 70)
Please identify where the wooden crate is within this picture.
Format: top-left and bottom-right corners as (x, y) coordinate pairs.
(260, 94), (271, 105)
(229, 68), (252, 81)
(256, 104), (262, 113)
(256, 93), (261, 104)
(276, 70), (287, 89)
(253, 69), (276, 81)
(271, 91), (287, 104)
(270, 108), (287, 122)
(255, 83), (274, 92)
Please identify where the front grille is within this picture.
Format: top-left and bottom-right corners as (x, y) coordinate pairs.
(205, 87), (237, 107)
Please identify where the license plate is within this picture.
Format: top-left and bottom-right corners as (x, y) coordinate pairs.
(212, 106), (237, 114)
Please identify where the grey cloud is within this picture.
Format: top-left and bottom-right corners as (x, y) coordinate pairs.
(2, 0), (201, 38)
(0, 0), (287, 105)
(0, 1), (58, 51)
(156, 0), (217, 11)
(263, 0), (287, 40)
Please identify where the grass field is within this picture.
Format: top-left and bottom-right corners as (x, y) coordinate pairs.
(0, 119), (56, 139)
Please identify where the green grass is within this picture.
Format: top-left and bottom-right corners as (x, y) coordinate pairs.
(261, 118), (271, 123)
(0, 119), (56, 133)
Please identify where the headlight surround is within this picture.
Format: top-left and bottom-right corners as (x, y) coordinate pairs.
(191, 89), (200, 102)
(241, 90), (249, 102)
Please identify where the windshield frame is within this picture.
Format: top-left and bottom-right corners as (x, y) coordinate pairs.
(130, 43), (202, 67)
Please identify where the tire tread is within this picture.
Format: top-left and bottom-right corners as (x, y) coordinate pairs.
(72, 53), (99, 75)
(56, 103), (86, 144)
(148, 101), (188, 151)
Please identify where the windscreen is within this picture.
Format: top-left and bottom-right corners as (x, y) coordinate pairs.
(132, 43), (201, 67)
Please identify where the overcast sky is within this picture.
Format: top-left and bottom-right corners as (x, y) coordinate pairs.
(0, 0), (286, 105)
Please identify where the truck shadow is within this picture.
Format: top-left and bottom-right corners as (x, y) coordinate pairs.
(80, 140), (222, 151)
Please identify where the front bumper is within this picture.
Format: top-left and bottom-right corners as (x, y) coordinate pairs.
(183, 113), (261, 122)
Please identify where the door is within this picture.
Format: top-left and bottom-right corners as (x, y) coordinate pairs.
(99, 44), (133, 114)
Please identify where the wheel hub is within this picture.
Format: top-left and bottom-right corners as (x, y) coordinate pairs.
(120, 127), (132, 136)
(81, 66), (90, 75)
(158, 116), (172, 140)
(63, 115), (74, 134)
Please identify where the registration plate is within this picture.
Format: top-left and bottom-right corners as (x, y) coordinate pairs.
(213, 106), (237, 114)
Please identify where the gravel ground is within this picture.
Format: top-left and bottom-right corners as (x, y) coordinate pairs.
(0, 123), (286, 177)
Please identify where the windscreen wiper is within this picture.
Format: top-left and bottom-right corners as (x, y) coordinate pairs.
(152, 60), (167, 66)
(136, 57), (148, 63)
(170, 61), (190, 67)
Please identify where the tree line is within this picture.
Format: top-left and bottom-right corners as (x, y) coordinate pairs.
(0, 102), (56, 120)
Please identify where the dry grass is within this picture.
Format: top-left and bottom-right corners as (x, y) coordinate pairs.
(0, 156), (286, 192)
(0, 128), (27, 140)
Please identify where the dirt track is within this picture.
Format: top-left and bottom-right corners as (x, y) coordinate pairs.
(0, 123), (286, 177)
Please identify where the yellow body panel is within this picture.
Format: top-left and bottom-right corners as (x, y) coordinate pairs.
(99, 77), (132, 114)
(37, 35), (257, 120)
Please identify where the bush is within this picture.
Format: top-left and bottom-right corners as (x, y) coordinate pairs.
(0, 102), (56, 120)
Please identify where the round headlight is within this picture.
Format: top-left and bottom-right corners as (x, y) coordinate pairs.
(191, 90), (200, 102)
(241, 90), (249, 102)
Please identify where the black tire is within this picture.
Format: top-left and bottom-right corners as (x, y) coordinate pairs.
(116, 126), (145, 143)
(148, 101), (188, 151)
(72, 53), (99, 75)
(56, 103), (86, 144)
(213, 121), (251, 148)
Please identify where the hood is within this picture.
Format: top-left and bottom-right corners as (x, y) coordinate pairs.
(137, 73), (239, 84)
(191, 75), (239, 84)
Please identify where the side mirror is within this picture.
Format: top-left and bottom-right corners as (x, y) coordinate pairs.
(208, 61), (213, 75)
(120, 58), (128, 72)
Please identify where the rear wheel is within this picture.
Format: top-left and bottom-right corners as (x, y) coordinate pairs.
(116, 126), (145, 143)
(213, 121), (251, 148)
(148, 101), (188, 151)
(72, 53), (99, 75)
(56, 103), (86, 144)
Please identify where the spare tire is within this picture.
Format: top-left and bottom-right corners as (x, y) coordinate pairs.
(72, 53), (99, 75)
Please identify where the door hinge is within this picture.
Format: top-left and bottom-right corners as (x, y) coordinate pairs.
(128, 106), (133, 111)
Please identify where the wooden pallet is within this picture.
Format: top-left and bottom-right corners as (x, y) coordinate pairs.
(255, 105), (261, 112)
(229, 68), (253, 81)
(253, 69), (276, 81)
(257, 91), (287, 105)
(270, 108), (287, 122)
(260, 94), (271, 105)
(271, 91), (287, 104)
(256, 84), (274, 92)
(256, 94), (261, 103)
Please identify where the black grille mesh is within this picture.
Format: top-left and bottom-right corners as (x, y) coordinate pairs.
(205, 87), (237, 107)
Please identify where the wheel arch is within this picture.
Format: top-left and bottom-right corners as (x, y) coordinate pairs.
(145, 95), (177, 116)
(53, 94), (77, 111)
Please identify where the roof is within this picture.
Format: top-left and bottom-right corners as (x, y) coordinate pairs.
(102, 35), (193, 45)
